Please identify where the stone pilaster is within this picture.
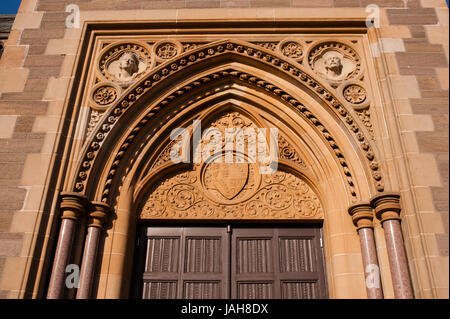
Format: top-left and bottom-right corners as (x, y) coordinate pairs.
(371, 193), (414, 299)
(348, 202), (383, 299)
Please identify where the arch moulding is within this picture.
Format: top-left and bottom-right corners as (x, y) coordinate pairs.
(71, 39), (384, 206)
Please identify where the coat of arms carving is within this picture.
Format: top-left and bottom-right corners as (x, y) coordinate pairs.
(210, 163), (249, 200)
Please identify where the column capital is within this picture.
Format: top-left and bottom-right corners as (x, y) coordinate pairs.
(60, 192), (88, 221)
(87, 201), (112, 229)
(348, 202), (374, 230)
(370, 193), (401, 223)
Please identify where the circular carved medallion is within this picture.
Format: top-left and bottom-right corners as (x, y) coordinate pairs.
(152, 40), (183, 63)
(338, 80), (371, 110)
(98, 41), (153, 87)
(308, 41), (361, 83)
(343, 84), (366, 104)
(155, 43), (178, 59)
(280, 41), (303, 60)
(93, 85), (118, 105)
(88, 82), (122, 111)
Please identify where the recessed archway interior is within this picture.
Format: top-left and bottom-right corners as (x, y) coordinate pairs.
(92, 72), (370, 298)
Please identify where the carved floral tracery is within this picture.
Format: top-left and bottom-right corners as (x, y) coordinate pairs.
(141, 168), (323, 220)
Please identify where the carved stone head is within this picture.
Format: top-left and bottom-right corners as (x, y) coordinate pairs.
(99, 42), (153, 87)
(309, 42), (360, 83)
(117, 52), (139, 80)
(323, 51), (343, 77)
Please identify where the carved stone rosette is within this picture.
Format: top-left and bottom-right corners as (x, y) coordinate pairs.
(278, 135), (306, 168)
(152, 40), (183, 63)
(97, 41), (153, 87)
(337, 79), (374, 140)
(338, 80), (371, 110)
(344, 84), (366, 104)
(88, 82), (122, 111)
(277, 39), (304, 62)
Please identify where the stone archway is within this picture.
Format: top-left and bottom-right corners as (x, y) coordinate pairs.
(46, 37), (413, 300)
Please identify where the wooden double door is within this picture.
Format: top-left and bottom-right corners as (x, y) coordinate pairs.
(134, 225), (328, 299)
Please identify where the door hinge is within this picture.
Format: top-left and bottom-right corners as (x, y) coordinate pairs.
(319, 237), (323, 248)
(227, 225), (231, 233)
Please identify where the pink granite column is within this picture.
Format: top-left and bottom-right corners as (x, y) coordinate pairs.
(348, 202), (383, 299)
(47, 192), (87, 299)
(76, 201), (111, 299)
(371, 193), (414, 299)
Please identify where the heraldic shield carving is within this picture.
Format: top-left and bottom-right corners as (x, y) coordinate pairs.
(210, 163), (249, 200)
(139, 111), (324, 220)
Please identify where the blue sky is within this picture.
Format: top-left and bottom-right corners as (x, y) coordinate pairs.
(0, 0), (22, 14)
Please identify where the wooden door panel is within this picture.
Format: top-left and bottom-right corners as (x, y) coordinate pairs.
(232, 228), (279, 298)
(180, 227), (229, 298)
(141, 226), (229, 299)
(142, 281), (178, 299)
(280, 281), (319, 299)
(142, 228), (183, 298)
(231, 227), (326, 299)
(183, 281), (222, 299)
(140, 226), (327, 299)
(145, 237), (180, 273)
(236, 282), (274, 299)
(235, 237), (274, 274)
(184, 237), (222, 273)
(278, 237), (315, 272)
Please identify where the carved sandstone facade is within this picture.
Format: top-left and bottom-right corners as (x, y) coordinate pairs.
(0, 1), (448, 300)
